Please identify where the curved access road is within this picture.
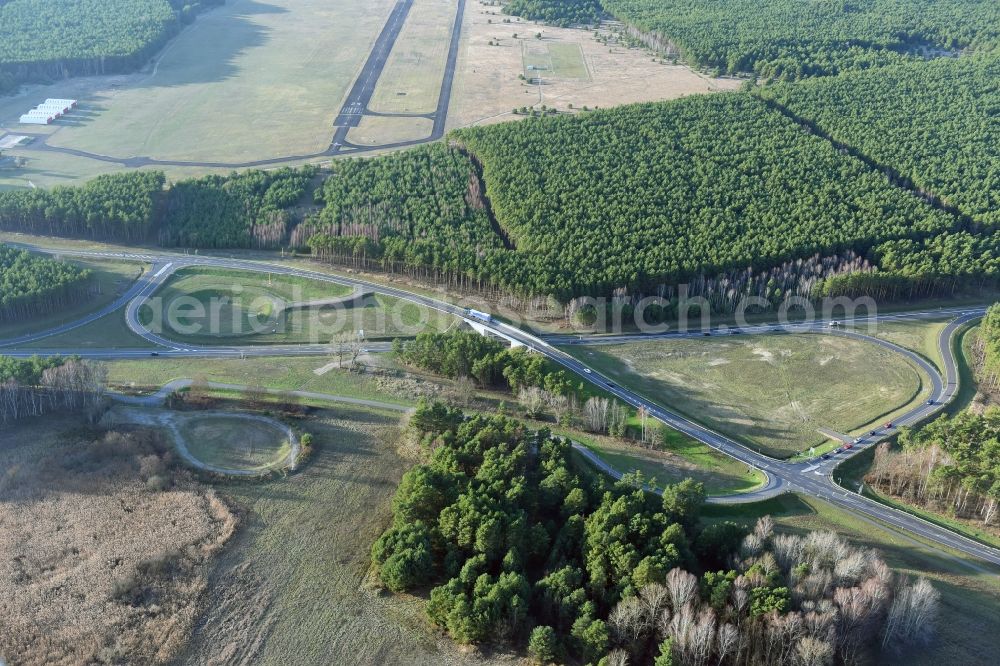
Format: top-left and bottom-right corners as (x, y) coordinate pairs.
(4, 243), (998, 567)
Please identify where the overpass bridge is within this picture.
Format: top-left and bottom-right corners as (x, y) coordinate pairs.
(463, 318), (526, 348)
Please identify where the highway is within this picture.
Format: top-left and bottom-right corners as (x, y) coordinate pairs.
(3, 244), (998, 568)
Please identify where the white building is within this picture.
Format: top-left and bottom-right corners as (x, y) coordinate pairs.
(18, 98), (77, 124)
(19, 113), (53, 125)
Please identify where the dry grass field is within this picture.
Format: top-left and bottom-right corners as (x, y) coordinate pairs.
(0, 416), (237, 665)
(174, 404), (515, 665)
(447, 0), (741, 130)
(369, 0), (456, 115)
(564, 334), (930, 458)
(346, 115), (436, 146)
(180, 414), (292, 471)
(43, 0), (395, 164)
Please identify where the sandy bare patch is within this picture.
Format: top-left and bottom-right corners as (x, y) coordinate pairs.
(448, 1), (742, 130)
(0, 422), (237, 665)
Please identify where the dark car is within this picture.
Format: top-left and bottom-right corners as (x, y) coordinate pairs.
(822, 454), (831, 460)
(150, 352), (159, 357)
(703, 332), (711, 336)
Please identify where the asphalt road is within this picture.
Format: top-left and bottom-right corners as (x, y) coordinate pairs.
(332, 0), (415, 130)
(4, 244), (998, 568)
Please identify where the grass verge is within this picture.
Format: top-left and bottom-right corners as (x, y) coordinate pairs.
(19, 311), (154, 349)
(568, 432), (765, 496)
(106, 357), (414, 406)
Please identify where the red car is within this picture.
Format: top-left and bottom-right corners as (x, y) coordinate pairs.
(884, 422), (893, 429)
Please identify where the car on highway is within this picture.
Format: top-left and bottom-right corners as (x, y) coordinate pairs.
(583, 368), (592, 374)
(884, 422), (893, 428)
(926, 399), (935, 405)
(607, 382), (616, 388)
(870, 430), (878, 436)
(822, 454), (831, 460)
(844, 443), (854, 450)
(150, 352), (159, 357)
(703, 332), (711, 336)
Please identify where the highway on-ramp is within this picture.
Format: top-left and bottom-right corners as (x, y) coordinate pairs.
(3, 244), (997, 568)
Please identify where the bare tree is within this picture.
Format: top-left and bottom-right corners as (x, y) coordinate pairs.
(606, 649), (630, 666)
(640, 583), (670, 627)
(189, 374), (209, 402)
(519, 386), (547, 418)
(584, 396), (610, 433)
(610, 595), (651, 647)
(243, 384), (268, 411)
(882, 577), (940, 651)
(666, 568), (698, 612)
(716, 623), (739, 665)
(794, 636), (834, 666)
(1, 359), (109, 424)
(330, 331), (359, 368)
(740, 533), (764, 560)
(690, 607), (717, 666)
(451, 376), (476, 407)
(753, 515), (775, 543)
(608, 399), (628, 437)
(648, 424), (665, 450)
(638, 405), (648, 443)
(773, 533), (805, 572)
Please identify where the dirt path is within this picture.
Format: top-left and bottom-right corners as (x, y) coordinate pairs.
(106, 379), (411, 476)
(106, 405), (300, 476)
